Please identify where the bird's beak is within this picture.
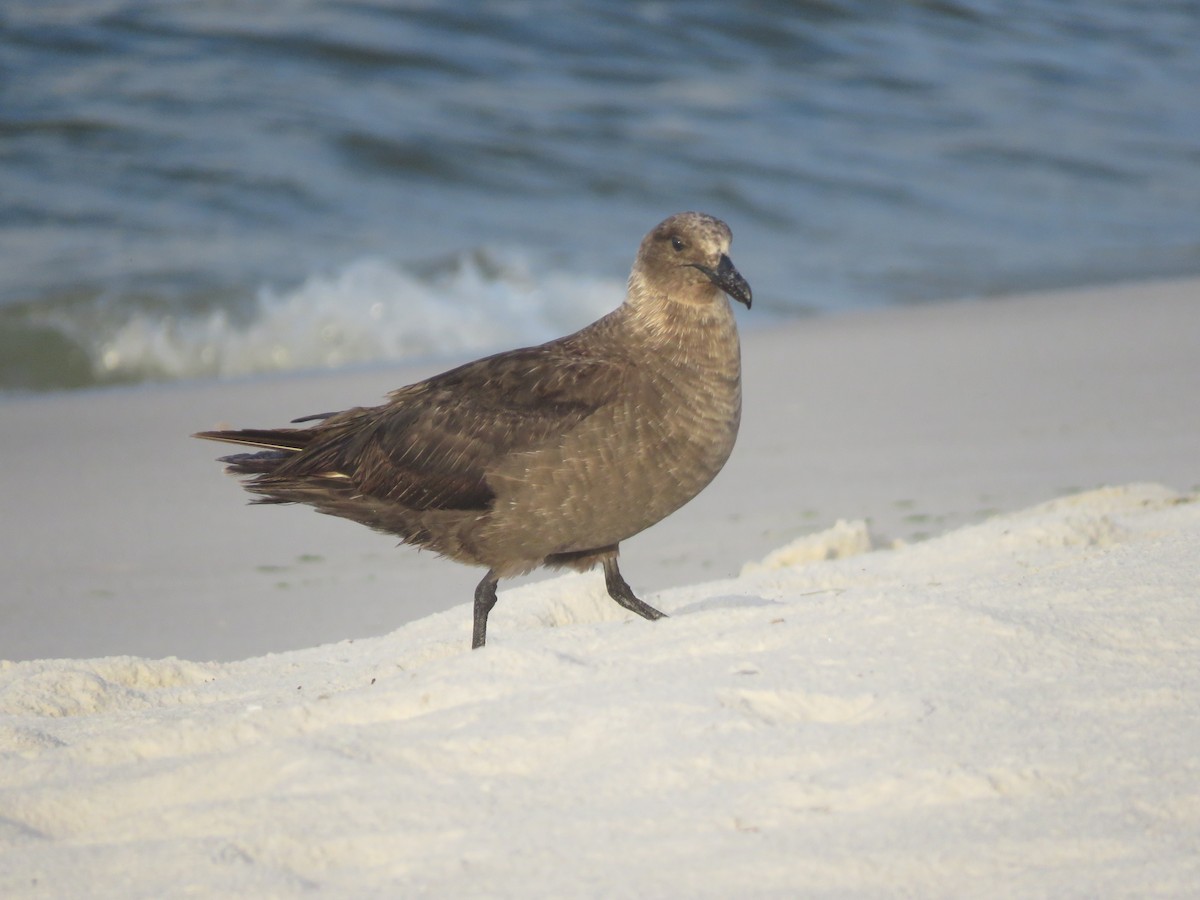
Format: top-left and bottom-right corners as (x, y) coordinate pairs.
(693, 255), (752, 309)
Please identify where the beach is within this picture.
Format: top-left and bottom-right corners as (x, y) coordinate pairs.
(1, 277), (1198, 896)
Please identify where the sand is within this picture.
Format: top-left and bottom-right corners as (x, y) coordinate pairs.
(1, 278), (1198, 896)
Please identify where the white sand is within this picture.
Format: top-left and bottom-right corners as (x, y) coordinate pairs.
(1, 278), (1198, 895)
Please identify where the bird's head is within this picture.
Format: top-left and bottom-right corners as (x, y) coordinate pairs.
(630, 211), (752, 310)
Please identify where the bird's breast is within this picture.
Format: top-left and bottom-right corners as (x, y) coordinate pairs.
(482, 310), (742, 562)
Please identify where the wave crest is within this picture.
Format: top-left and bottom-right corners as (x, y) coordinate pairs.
(5, 250), (622, 391)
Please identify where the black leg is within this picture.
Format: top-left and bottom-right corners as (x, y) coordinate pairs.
(602, 556), (666, 621)
(472, 570), (499, 649)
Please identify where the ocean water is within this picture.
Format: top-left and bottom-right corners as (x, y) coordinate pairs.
(2, 0), (1197, 391)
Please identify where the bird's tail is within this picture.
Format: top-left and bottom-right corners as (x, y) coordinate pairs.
(192, 428), (313, 476)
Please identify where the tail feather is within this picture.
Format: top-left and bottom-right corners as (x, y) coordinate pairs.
(216, 449), (291, 476)
(192, 428), (312, 453)
(194, 428), (316, 479)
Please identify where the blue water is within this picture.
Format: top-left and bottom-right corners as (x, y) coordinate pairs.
(2, 0), (1198, 390)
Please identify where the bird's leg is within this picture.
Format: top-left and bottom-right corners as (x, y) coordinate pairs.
(472, 570), (500, 649)
(602, 555), (666, 621)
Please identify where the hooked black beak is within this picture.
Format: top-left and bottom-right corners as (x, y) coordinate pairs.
(691, 254), (752, 309)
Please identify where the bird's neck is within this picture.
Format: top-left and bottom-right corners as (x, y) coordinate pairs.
(621, 277), (736, 348)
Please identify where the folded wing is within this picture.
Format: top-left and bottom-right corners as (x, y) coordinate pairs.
(195, 341), (624, 517)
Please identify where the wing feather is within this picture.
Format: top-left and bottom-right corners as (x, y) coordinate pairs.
(206, 339), (625, 514)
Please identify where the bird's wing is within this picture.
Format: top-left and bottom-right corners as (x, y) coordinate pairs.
(284, 343), (625, 511)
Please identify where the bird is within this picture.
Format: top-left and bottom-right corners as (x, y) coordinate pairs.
(195, 211), (752, 649)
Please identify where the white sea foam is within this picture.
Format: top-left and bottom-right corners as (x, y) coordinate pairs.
(90, 250), (621, 383)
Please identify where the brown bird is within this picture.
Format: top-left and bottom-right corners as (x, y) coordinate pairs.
(195, 211), (751, 648)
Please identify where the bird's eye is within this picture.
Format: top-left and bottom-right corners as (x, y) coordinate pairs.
(671, 236), (685, 252)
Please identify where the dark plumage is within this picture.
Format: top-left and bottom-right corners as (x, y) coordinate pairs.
(195, 212), (751, 648)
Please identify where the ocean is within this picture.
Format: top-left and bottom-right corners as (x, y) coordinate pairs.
(2, 0), (1197, 391)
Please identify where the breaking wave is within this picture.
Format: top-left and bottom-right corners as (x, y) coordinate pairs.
(0, 249), (621, 391)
